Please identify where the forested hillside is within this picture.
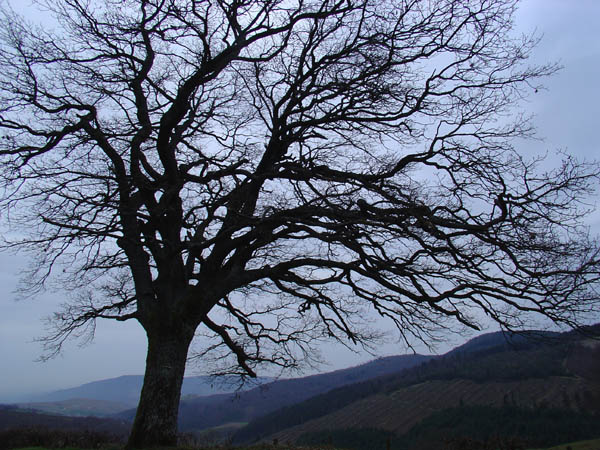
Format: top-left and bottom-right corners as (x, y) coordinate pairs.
(297, 406), (600, 450)
(234, 327), (600, 446)
(0, 404), (129, 435)
(175, 354), (431, 432)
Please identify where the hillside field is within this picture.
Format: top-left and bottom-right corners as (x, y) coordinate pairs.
(538, 438), (600, 450)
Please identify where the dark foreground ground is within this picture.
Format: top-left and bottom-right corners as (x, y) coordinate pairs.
(2, 426), (600, 450)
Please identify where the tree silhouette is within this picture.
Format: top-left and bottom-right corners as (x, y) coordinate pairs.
(1, 0), (598, 446)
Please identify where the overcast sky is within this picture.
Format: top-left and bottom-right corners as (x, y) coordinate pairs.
(1, 0), (599, 403)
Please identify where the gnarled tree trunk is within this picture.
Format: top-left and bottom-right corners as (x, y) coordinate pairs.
(126, 330), (194, 448)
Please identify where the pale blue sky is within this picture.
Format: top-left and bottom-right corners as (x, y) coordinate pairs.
(1, 0), (599, 402)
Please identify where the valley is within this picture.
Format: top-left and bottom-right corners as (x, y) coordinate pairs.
(2, 326), (599, 450)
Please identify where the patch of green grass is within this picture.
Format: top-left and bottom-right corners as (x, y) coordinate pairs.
(205, 421), (248, 431)
(12, 448), (85, 450)
(11, 446), (341, 450)
(11, 447), (48, 450)
(532, 438), (600, 450)
(11, 447), (122, 450)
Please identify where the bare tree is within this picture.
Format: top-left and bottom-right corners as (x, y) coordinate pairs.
(1, 0), (598, 446)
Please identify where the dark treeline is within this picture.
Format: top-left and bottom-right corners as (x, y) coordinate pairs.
(0, 405), (130, 435)
(0, 427), (123, 450)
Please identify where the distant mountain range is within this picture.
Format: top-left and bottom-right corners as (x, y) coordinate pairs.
(5, 352), (432, 427)
(15, 398), (131, 417)
(16, 374), (272, 416)
(31, 374), (271, 406)
(4, 325), (599, 450)
(173, 353), (433, 432)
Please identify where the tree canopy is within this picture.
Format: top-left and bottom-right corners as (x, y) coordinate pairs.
(1, 0), (599, 446)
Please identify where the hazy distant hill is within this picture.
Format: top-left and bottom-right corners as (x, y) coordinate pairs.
(1, 354), (429, 435)
(15, 398), (131, 417)
(167, 353), (432, 432)
(32, 374), (269, 407)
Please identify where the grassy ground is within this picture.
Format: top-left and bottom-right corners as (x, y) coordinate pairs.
(538, 438), (600, 450)
(10, 446), (334, 450)
(12, 448), (92, 450)
(11, 438), (600, 450)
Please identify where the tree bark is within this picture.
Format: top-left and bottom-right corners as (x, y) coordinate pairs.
(126, 330), (193, 448)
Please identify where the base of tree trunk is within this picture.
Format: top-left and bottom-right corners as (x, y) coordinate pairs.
(126, 333), (192, 449)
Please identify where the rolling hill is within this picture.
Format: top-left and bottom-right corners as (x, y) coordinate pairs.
(30, 374), (269, 406)
(6, 352), (431, 433)
(170, 354), (432, 432)
(5, 325), (598, 450)
(15, 398), (131, 417)
(174, 328), (573, 439)
(18, 374), (273, 417)
(270, 376), (600, 444)
(296, 407), (600, 450)
(233, 327), (600, 446)
(0, 404), (130, 435)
